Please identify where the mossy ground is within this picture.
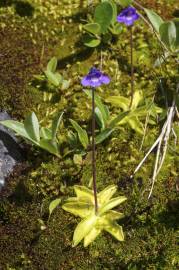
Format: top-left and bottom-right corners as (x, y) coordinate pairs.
(0, 0), (179, 269)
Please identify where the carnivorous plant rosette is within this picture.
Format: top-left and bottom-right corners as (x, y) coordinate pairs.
(62, 185), (127, 247)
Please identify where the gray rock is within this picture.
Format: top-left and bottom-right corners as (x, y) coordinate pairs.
(0, 111), (23, 191)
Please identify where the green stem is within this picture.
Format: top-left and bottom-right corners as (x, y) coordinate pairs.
(92, 88), (98, 214)
(129, 26), (134, 109)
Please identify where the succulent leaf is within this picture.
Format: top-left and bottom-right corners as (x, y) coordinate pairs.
(62, 201), (94, 218)
(74, 185), (94, 202)
(99, 196), (127, 215)
(84, 227), (101, 247)
(98, 185), (117, 204)
(103, 221), (124, 241)
(73, 214), (98, 247)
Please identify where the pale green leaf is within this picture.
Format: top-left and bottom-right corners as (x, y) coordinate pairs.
(61, 80), (70, 90)
(95, 128), (114, 144)
(106, 96), (129, 111)
(74, 185), (94, 202)
(47, 57), (57, 73)
(100, 196), (127, 214)
(159, 21), (177, 50)
(131, 91), (143, 110)
(0, 120), (33, 142)
(40, 127), (52, 140)
(73, 154), (83, 165)
(24, 112), (40, 142)
(73, 214), (98, 247)
(95, 107), (105, 130)
(103, 221), (124, 241)
(62, 201), (93, 218)
(70, 119), (89, 149)
(144, 8), (164, 33)
(83, 35), (101, 47)
(101, 210), (124, 221)
(109, 111), (129, 128)
(49, 198), (61, 217)
(128, 117), (144, 134)
(173, 19), (179, 50)
(83, 23), (101, 35)
(39, 139), (60, 157)
(84, 90), (110, 125)
(84, 227), (101, 247)
(102, 0), (117, 25)
(98, 185), (117, 204)
(54, 73), (63, 83)
(44, 70), (61, 86)
(51, 111), (63, 141)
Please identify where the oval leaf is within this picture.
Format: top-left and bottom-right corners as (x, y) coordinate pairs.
(0, 120), (33, 142)
(62, 201), (93, 218)
(70, 119), (89, 149)
(40, 127), (52, 140)
(83, 23), (101, 35)
(84, 90), (110, 124)
(74, 185), (94, 201)
(95, 128), (114, 144)
(44, 70), (61, 87)
(94, 2), (113, 33)
(49, 198), (61, 217)
(39, 139), (60, 157)
(159, 21), (177, 50)
(98, 185), (117, 204)
(47, 57), (57, 73)
(73, 214), (98, 247)
(144, 8), (164, 33)
(24, 112), (40, 142)
(103, 221), (124, 241)
(83, 35), (101, 47)
(84, 227), (101, 247)
(51, 111), (64, 141)
(100, 196), (127, 215)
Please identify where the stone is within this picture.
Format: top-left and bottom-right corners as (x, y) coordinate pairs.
(0, 111), (23, 191)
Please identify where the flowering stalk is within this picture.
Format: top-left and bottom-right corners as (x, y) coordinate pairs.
(81, 67), (110, 215)
(129, 26), (134, 108)
(117, 7), (139, 108)
(92, 88), (98, 214)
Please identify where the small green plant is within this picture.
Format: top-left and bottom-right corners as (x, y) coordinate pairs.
(62, 185), (126, 247)
(34, 57), (70, 89)
(0, 111), (64, 157)
(106, 90), (163, 134)
(83, 0), (123, 47)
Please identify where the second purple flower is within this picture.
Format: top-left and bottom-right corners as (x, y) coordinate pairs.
(117, 7), (139, 26)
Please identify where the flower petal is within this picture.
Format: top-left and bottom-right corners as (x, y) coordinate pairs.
(81, 76), (90, 86)
(100, 75), (110, 85)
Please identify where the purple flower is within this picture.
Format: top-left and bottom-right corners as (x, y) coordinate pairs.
(117, 7), (139, 26)
(81, 67), (110, 88)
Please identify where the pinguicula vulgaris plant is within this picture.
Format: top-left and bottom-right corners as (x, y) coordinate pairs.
(0, 111), (64, 157)
(82, 1), (123, 47)
(33, 56), (70, 99)
(62, 67), (127, 247)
